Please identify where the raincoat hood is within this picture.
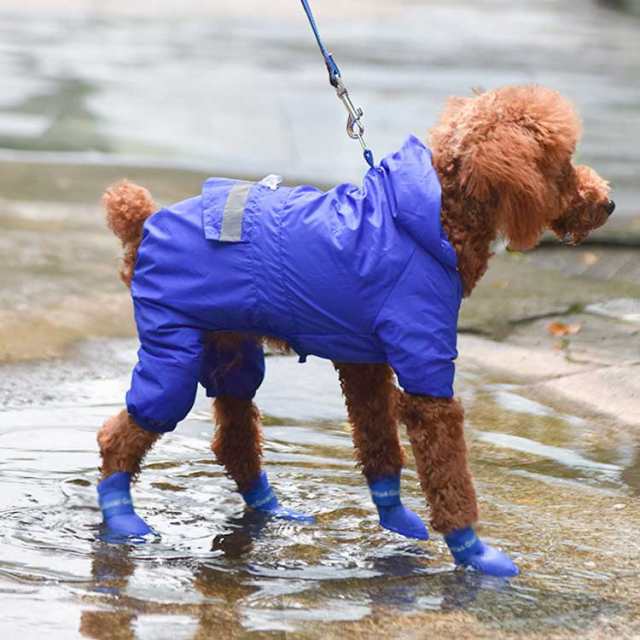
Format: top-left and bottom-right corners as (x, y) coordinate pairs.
(383, 135), (458, 269)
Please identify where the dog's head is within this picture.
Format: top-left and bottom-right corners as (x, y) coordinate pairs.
(430, 85), (613, 250)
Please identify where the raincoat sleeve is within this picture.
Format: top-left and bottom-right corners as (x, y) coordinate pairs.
(374, 248), (462, 398)
(126, 301), (204, 433)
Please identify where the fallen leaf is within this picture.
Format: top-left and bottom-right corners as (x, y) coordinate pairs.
(548, 321), (582, 337)
(581, 252), (600, 266)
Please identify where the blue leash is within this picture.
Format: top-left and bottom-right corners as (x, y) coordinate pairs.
(299, 0), (341, 85)
(299, 0), (375, 169)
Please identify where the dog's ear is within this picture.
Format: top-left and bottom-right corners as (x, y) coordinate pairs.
(459, 86), (582, 250)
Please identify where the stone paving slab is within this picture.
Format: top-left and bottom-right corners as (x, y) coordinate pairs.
(458, 335), (594, 381)
(460, 242), (640, 428)
(530, 246), (640, 288)
(535, 364), (640, 428)
(587, 298), (640, 323)
(507, 312), (640, 368)
(460, 334), (640, 428)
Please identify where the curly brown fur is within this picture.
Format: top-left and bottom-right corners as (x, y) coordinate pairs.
(263, 337), (293, 355)
(103, 180), (156, 287)
(334, 362), (405, 480)
(212, 396), (263, 492)
(430, 85), (611, 295)
(549, 164), (611, 245)
(98, 409), (160, 480)
(399, 394), (478, 534)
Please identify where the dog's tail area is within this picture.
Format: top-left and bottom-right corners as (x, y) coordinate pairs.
(103, 180), (156, 287)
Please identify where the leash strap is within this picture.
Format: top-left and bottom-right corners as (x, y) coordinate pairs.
(300, 0), (341, 85)
(299, 0), (376, 169)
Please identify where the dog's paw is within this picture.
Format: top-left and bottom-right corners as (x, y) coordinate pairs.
(459, 544), (519, 578)
(97, 472), (156, 543)
(445, 527), (519, 578)
(377, 504), (429, 540)
(104, 513), (154, 537)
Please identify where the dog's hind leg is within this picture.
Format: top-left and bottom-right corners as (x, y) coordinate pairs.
(97, 319), (204, 539)
(400, 394), (518, 576)
(212, 396), (263, 493)
(334, 363), (404, 479)
(207, 333), (313, 522)
(334, 362), (428, 540)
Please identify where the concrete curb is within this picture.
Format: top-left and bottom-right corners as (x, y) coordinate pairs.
(459, 334), (640, 427)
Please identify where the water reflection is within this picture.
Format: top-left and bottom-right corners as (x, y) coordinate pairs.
(79, 522), (490, 638)
(210, 510), (271, 558)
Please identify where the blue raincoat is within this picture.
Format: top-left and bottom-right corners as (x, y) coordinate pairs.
(127, 135), (462, 433)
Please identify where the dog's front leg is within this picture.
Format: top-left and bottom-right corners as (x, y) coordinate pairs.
(400, 394), (518, 576)
(334, 362), (428, 540)
(211, 396), (313, 522)
(399, 395), (477, 532)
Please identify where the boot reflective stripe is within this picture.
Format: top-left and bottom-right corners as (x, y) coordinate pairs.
(370, 489), (400, 499)
(220, 181), (254, 241)
(100, 496), (133, 511)
(447, 534), (479, 554)
(100, 494), (135, 518)
(247, 489), (276, 509)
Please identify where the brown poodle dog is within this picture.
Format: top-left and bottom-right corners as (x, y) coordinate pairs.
(97, 85), (612, 576)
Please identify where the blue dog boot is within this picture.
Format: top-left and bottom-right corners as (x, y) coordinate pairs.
(445, 527), (519, 577)
(240, 471), (314, 523)
(97, 472), (153, 538)
(369, 475), (429, 540)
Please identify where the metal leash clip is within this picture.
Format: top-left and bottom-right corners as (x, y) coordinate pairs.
(333, 75), (368, 150)
(300, 0), (375, 168)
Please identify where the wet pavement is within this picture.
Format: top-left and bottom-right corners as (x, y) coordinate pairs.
(2, 340), (640, 639)
(2, 164), (640, 640)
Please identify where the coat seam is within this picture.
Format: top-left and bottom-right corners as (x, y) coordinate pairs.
(275, 188), (299, 336)
(371, 246), (417, 333)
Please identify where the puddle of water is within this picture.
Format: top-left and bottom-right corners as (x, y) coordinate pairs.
(586, 298), (640, 324)
(477, 431), (620, 476)
(1, 340), (640, 638)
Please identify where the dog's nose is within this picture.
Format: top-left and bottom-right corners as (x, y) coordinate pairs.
(606, 200), (616, 216)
